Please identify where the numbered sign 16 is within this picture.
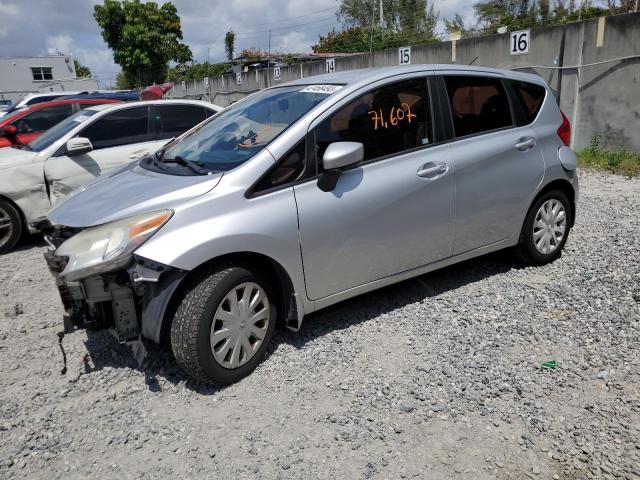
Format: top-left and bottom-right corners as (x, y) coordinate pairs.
(236, 72), (242, 85)
(203, 76), (209, 87)
(273, 66), (281, 81)
(510, 30), (530, 55)
(326, 58), (336, 74)
(399, 47), (411, 65)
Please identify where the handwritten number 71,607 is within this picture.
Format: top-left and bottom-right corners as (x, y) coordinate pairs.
(368, 103), (417, 130)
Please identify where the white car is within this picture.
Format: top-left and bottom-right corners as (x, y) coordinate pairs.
(0, 99), (222, 252)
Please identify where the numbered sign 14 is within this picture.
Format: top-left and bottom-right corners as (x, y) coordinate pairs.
(236, 72), (242, 85)
(273, 66), (281, 81)
(510, 30), (530, 55)
(399, 47), (411, 65)
(326, 58), (336, 74)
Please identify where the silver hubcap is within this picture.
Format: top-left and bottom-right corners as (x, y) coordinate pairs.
(0, 207), (13, 247)
(210, 282), (270, 369)
(533, 199), (566, 255)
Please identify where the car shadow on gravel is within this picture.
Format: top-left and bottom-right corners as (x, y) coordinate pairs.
(14, 233), (46, 251)
(279, 250), (524, 349)
(76, 251), (522, 394)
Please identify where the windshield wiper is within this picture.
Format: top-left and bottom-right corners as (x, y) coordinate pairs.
(13, 144), (32, 151)
(162, 155), (209, 175)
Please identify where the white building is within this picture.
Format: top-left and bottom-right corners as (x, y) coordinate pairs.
(0, 55), (99, 106)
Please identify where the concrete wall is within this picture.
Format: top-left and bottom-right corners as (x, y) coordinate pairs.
(0, 56), (99, 105)
(168, 13), (640, 151)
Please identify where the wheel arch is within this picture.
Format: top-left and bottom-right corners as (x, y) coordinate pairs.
(517, 177), (576, 246)
(533, 179), (576, 228)
(150, 251), (299, 345)
(0, 193), (27, 228)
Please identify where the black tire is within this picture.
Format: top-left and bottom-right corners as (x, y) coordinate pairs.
(170, 265), (277, 385)
(517, 189), (572, 266)
(0, 198), (23, 254)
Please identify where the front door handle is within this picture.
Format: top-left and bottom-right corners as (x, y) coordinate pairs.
(417, 162), (448, 179)
(515, 137), (536, 151)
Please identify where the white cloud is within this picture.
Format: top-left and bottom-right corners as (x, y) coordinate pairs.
(0, 0), (480, 88)
(0, 1), (19, 16)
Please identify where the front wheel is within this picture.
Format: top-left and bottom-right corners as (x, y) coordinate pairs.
(170, 265), (277, 385)
(0, 199), (22, 254)
(517, 190), (572, 265)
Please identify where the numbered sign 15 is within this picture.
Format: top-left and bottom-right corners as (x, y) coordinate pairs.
(326, 58), (336, 74)
(273, 66), (281, 81)
(399, 47), (411, 65)
(510, 30), (530, 55)
(236, 72), (242, 85)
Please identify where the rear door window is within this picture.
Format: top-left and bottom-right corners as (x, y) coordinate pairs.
(11, 104), (73, 134)
(79, 106), (150, 149)
(510, 80), (546, 124)
(153, 104), (208, 140)
(444, 75), (513, 138)
(314, 78), (432, 165)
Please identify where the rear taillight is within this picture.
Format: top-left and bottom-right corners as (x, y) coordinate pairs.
(557, 111), (571, 147)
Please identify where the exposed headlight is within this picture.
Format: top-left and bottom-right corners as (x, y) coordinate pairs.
(56, 210), (172, 280)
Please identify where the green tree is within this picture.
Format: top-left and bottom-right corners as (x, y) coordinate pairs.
(470, 0), (610, 33)
(166, 62), (230, 82)
(444, 13), (467, 36)
(73, 59), (92, 78)
(337, 0), (439, 42)
(94, 0), (192, 88)
(312, 26), (436, 54)
(225, 31), (235, 61)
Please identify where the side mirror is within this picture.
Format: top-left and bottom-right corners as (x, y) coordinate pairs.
(317, 142), (364, 192)
(65, 137), (93, 156)
(2, 125), (17, 138)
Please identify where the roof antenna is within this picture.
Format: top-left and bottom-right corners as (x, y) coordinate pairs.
(468, 56), (479, 66)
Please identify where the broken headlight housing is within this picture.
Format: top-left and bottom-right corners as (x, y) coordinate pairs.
(55, 210), (173, 281)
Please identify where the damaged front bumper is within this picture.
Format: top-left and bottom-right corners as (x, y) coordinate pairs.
(43, 226), (187, 354)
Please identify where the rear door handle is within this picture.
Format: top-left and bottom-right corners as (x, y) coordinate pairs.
(515, 137), (536, 151)
(417, 162), (448, 179)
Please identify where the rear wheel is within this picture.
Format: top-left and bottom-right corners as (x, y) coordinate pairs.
(0, 199), (22, 254)
(517, 190), (572, 265)
(170, 265), (277, 385)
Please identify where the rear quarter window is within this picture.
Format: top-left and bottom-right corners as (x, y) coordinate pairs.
(444, 75), (513, 138)
(511, 80), (546, 124)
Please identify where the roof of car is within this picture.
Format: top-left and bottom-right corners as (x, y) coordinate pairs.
(83, 99), (224, 114)
(279, 64), (543, 87)
(0, 98), (121, 125)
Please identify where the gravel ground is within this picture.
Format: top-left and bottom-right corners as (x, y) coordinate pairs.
(0, 170), (638, 480)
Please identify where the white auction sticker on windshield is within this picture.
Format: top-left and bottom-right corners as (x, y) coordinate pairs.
(73, 115), (91, 122)
(300, 85), (343, 94)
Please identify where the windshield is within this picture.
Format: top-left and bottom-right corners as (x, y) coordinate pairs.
(28, 109), (97, 152)
(143, 85), (341, 175)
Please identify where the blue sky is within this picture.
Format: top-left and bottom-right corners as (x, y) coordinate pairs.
(0, 0), (474, 88)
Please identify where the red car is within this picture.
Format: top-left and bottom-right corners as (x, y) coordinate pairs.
(0, 98), (121, 148)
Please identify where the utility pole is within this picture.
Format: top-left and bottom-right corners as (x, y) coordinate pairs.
(268, 29), (271, 56)
(369, 0), (376, 65)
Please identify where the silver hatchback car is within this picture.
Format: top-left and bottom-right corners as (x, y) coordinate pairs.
(44, 65), (578, 385)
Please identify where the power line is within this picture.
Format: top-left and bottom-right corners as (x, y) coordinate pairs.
(238, 6), (338, 28)
(234, 15), (338, 36)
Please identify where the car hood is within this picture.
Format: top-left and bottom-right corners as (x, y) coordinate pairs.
(0, 147), (38, 170)
(48, 162), (222, 227)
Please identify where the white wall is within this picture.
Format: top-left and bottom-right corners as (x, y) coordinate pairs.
(0, 56), (98, 105)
